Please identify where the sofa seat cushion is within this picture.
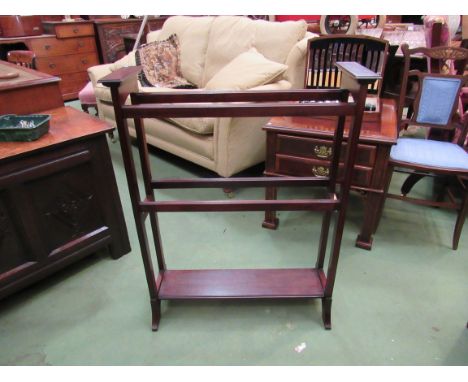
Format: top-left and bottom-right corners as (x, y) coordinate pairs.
(167, 117), (216, 135)
(205, 48), (287, 90)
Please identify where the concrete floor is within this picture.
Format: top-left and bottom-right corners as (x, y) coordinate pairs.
(0, 103), (467, 365)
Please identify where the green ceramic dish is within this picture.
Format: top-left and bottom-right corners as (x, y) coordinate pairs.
(0, 114), (51, 142)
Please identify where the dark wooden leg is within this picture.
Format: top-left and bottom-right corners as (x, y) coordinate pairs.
(401, 173), (425, 195)
(151, 298), (161, 331)
(223, 188), (235, 198)
(316, 211), (332, 269)
(321, 297), (332, 330)
(355, 192), (382, 250)
(262, 186), (279, 229)
(372, 164), (395, 235)
(453, 188), (467, 250)
(81, 104), (90, 114)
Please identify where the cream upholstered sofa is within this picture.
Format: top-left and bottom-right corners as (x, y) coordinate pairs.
(88, 16), (316, 177)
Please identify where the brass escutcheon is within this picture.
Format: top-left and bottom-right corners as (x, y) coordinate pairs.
(314, 145), (332, 159)
(312, 166), (329, 177)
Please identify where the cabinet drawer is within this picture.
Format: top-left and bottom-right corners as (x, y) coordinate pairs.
(36, 53), (99, 75)
(275, 154), (372, 188)
(54, 23), (95, 38)
(30, 36), (97, 57)
(276, 134), (377, 167)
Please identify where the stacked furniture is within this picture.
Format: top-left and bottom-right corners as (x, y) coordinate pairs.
(88, 16), (317, 178)
(40, 21), (100, 100)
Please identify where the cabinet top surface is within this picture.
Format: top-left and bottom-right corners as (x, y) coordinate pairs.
(0, 106), (113, 161)
(265, 98), (398, 145)
(0, 60), (60, 91)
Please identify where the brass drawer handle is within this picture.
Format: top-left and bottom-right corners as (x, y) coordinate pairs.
(78, 41), (85, 48)
(49, 63), (56, 69)
(81, 59), (88, 65)
(73, 28), (80, 33)
(312, 166), (329, 177)
(314, 145), (332, 159)
(44, 44), (51, 50)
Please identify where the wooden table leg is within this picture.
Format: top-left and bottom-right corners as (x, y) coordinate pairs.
(355, 191), (383, 250)
(262, 186), (279, 229)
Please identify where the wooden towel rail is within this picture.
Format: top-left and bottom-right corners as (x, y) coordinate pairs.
(100, 62), (380, 331)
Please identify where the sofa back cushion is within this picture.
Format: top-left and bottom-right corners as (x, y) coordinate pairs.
(205, 48), (287, 90)
(151, 16), (215, 87)
(202, 16), (307, 86)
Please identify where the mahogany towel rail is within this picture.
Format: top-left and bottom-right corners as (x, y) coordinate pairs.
(100, 62), (380, 331)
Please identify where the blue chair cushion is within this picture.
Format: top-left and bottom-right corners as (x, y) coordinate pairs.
(416, 77), (461, 125)
(390, 138), (468, 170)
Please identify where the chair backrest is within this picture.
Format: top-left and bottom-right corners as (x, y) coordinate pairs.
(403, 70), (468, 146)
(7, 50), (36, 69)
(398, 44), (468, 128)
(305, 34), (389, 96)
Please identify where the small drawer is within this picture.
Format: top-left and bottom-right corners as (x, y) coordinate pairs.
(36, 53), (99, 75)
(275, 154), (372, 188)
(30, 37), (97, 57)
(276, 134), (377, 167)
(54, 23), (95, 38)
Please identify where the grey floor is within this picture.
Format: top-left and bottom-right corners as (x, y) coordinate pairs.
(0, 101), (467, 365)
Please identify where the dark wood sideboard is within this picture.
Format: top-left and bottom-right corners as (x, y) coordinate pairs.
(0, 61), (130, 299)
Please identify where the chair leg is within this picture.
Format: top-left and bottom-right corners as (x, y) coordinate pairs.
(401, 173), (425, 195)
(452, 187), (468, 250)
(81, 104), (90, 114)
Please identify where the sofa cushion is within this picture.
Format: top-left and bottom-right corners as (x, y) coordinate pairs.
(136, 35), (194, 88)
(205, 48), (287, 90)
(253, 19), (308, 65)
(155, 16), (215, 87)
(203, 16), (307, 86)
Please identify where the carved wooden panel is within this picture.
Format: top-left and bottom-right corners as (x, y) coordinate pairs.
(0, 192), (33, 275)
(28, 163), (104, 254)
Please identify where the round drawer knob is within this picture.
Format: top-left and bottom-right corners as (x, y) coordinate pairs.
(78, 41), (85, 47)
(312, 166), (329, 177)
(73, 28), (80, 33)
(81, 59), (88, 65)
(49, 63), (56, 69)
(44, 44), (51, 50)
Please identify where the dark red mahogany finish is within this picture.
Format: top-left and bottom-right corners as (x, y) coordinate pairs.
(101, 62), (380, 331)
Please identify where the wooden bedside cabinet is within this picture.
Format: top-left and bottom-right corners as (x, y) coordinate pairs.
(262, 98), (398, 250)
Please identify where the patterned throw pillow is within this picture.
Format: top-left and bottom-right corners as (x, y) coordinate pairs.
(136, 34), (196, 89)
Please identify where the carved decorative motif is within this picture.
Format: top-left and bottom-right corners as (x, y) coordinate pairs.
(426, 47), (468, 61)
(45, 186), (94, 238)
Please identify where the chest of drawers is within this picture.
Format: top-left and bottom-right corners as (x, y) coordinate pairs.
(40, 21), (99, 100)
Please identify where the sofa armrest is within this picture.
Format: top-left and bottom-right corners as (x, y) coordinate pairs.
(284, 31), (319, 89)
(88, 63), (114, 86)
